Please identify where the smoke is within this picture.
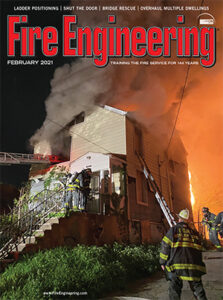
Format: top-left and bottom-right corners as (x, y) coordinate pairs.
(176, 80), (200, 100)
(30, 0), (164, 152)
(30, 59), (112, 152)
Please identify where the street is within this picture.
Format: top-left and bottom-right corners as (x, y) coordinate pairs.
(104, 252), (223, 300)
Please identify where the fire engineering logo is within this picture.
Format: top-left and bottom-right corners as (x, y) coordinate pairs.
(7, 15), (216, 68)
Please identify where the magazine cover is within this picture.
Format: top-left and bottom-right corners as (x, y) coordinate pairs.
(0, 0), (223, 299)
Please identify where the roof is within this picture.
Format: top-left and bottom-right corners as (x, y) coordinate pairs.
(103, 105), (127, 116)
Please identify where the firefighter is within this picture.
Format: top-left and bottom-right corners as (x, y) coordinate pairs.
(63, 173), (72, 214)
(78, 168), (92, 212)
(64, 172), (79, 213)
(160, 208), (207, 300)
(214, 211), (223, 238)
(202, 207), (221, 249)
(64, 169), (92, 213)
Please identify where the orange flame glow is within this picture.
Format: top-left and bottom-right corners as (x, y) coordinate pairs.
(188, 171), (195, 206)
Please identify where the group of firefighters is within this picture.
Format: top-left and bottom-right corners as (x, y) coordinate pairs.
(62, 168), (92, 214)
(160, 207), (223, 300)
(61, 169), (223, 299)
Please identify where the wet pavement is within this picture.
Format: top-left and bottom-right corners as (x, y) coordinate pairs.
(103, 252), (223, 300)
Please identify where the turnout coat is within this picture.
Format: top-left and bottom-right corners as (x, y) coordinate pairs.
(160, 222), (206, 281)
(202, 212), (216, 230)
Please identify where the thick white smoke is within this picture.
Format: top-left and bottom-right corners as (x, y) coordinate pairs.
(30, 59), (111, 152)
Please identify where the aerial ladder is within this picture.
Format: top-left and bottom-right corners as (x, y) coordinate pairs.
(137, 153), (176, 227)
(0, 152), (65, 165)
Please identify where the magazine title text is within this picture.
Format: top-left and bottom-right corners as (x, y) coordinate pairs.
(7, 15), (216, 67)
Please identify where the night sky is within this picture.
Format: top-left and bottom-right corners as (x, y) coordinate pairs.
(0, 0), (73, 187)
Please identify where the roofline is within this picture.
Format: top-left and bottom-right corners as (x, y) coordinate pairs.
(103, 105), (127, 116)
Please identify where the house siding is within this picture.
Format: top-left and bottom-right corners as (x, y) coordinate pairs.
(30, 106), (192, 244)
(70, 107), (126, 161)
(126, 118), (172, 221)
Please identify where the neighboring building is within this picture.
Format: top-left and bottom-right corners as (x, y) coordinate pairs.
(31, 105), (192, 244)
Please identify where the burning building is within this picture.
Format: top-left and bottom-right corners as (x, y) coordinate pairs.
(30, 104), (192, 244)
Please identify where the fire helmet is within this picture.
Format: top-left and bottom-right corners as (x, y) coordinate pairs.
(202, 207), (209, 213)
(177, 208), (189, 220)
(83, 168), (92, 174)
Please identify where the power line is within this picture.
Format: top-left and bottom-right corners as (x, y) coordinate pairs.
(166, 63), (191, 153)
(166, 0), (205, 153)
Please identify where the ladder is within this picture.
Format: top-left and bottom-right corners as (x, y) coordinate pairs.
(137, 153), (176, 227)
(0, 152), (50, 165)
(0, 152), (65, 165)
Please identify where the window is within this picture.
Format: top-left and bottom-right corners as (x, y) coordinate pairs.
(75, 112), (85, 124)
(111, 165), (125, 196)
(128, 177), (137, 206)
(90, 173), (100, 193)
(137, 171), (149, 204)
(142, 173), (149, 203)
(62, 111), (85, 130)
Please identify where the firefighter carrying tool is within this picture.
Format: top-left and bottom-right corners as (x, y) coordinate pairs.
(160, 209), (207, 300)
(202, 207), (222, 250)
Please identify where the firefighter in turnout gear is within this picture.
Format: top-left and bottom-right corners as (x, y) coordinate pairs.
(63, 169), (92, 213)
(214, 211), (223, 238)
(160, 208), (207, 300)
(202, 207), (221, 250)
(77, 168), (92, 212)
(63, 173), (72, 213)
(64, 172), (79, 213)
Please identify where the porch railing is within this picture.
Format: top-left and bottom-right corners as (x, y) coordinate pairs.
(0, 188), (64, 260)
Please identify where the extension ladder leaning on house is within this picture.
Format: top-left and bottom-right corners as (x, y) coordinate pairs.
(136, 153), (177, 228)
